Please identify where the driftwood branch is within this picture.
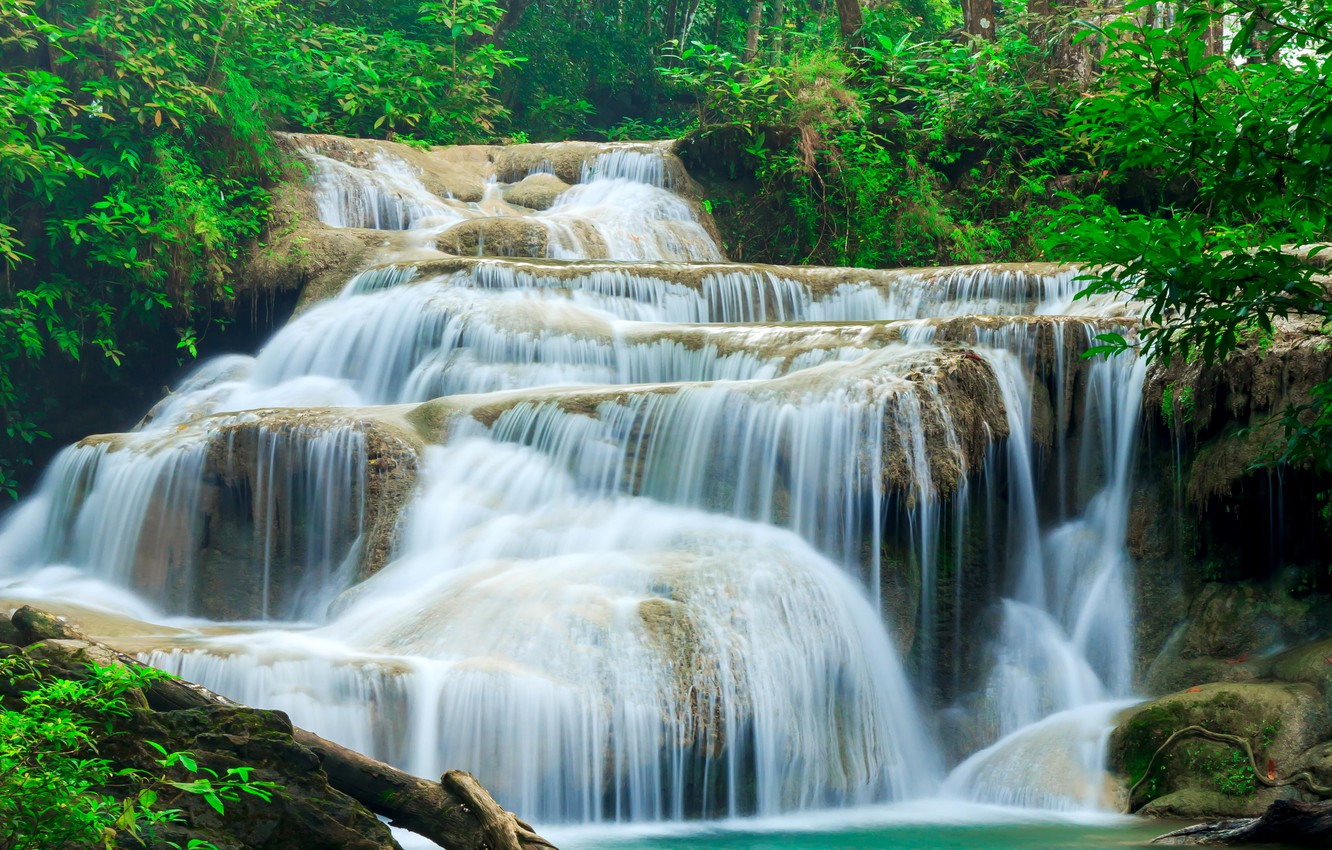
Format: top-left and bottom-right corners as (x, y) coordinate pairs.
(1154, 799), (1332, 845)
(443, 770), (556, 850)
(1126, 724), (1332, 811)
(10, 606), (557, 850)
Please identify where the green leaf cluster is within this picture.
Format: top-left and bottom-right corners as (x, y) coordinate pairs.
(0, 653), (277, 850)
(0, 0), (522, 497)
(662, 14), (1079, 266)
(1043, 0), (1332, 476)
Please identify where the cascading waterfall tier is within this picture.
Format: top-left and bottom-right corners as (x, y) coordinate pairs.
(0, 134), (1145, 825)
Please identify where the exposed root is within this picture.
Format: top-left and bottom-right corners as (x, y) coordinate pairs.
(1126, 724), (1332, 811)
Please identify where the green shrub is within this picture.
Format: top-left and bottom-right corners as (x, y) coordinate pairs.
(0, 653), (277, 850)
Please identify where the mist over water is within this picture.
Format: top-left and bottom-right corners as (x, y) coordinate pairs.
(0, 139), (1146, 828)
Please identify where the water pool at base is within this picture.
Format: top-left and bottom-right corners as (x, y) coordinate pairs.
(395, 807), (1254, 850)
(570, 824), (1167, 850)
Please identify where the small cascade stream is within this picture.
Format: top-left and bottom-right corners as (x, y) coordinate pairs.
(0, 136), (1145, 828)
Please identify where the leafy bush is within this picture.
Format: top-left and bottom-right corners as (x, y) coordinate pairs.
(0, 653), (277, 850)
(1044, 0), (1332, 473)
(664, 17), (1082, 266)
(0, 0), (524, 496)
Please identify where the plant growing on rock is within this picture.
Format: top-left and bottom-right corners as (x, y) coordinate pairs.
(0, 654), (276, 850)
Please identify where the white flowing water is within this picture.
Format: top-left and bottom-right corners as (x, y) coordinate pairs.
(0, 139), (1144, 827)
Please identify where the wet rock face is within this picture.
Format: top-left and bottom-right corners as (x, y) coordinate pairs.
(1144, 582), (1332, 696)
(1122, 315), (1332, 811)
(434, 217), (554, 258)
(40, 411), (422, 623)
(1142, 316), (1332, 506)
(189, 416), (421, 620)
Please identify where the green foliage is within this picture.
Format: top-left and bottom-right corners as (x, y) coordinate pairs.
(252, 0), (522, 142)
(1044, 0), (1332, 475)
(147, 741), (279, 818)
(0, 654), (277, 850)
(664, 18), (1080, 265)
(599, 115), (691, 141)
(501, 0), (660, 140)
(0, 0), (524, 496)
(1161, 383), (1197, 426)
(1, 655), (156, 850)
(0, 0), (280, 497)
(1182, 744), (1257, 798)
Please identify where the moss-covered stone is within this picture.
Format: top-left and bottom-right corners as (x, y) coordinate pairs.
(3, 617), (400, 850)
(1138, 788), (1278, 818)
(1270, 638), (1332, 709)
(105, 704), (399, 850)
(1111, 681), (1330, 816)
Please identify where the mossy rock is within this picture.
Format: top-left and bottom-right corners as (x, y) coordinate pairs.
(1138, 788), (1279, 818)
(1144, 582), (1327, 695)
(1270, 637), (1332, 708)
(102, 705), (399, 850)
(1111, 680), (1330, 816)
(6, 622), (399, 850)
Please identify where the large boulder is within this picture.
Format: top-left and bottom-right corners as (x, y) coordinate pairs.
(1111, 680), (1332, 817)
(1268, 637), (1332, 709)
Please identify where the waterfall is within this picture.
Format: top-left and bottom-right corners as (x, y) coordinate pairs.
(147, 436), (940, 822)
(939, 335), (1147, 810)
(0, 136), (1145, 826)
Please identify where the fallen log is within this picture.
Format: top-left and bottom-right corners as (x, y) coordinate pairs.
(1153, 799), (1332, 845)
(294, 728), (556, 850)
(9, 605), (557, 850)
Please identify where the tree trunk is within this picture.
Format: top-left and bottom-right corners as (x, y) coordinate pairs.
(744, 0), (764, 62)
(1204, 3), (1226, 56)
(470, 0), (534, 46)
(679, 0), (705, 42)
(833, 0), (863, 48)
(293, 730), (556, 850)
(771, 0), (786, 64)
(962, 0), (996, 39)
(664, 0), (681, 43)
